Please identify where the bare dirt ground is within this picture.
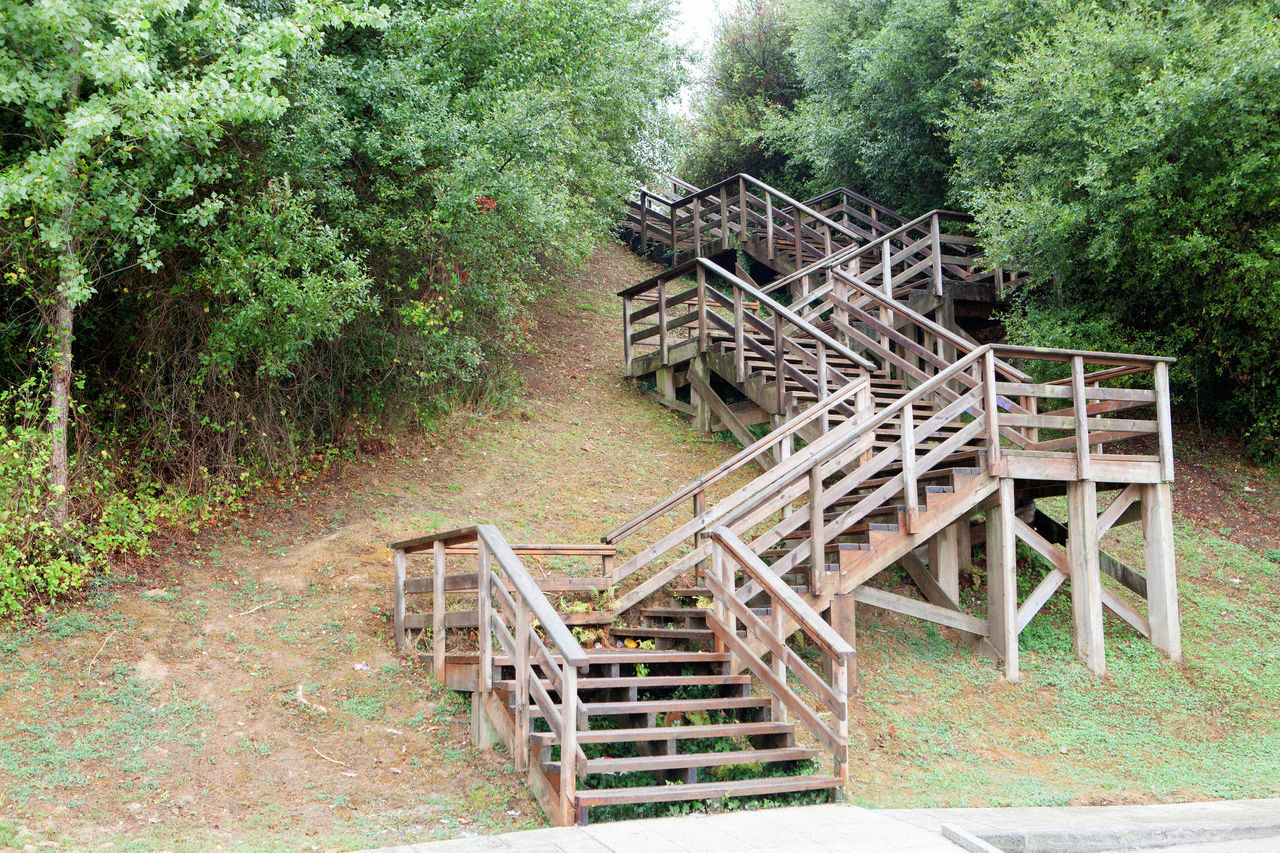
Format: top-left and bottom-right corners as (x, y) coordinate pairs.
(2, 243), (1278, 851)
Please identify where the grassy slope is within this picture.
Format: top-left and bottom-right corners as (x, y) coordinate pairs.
(1, 243), (1278, 851)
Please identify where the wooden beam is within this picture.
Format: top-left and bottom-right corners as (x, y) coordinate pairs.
(1031, 508), (1147, 598)
(853, 586), (988, 636)
(687, 367), (773, 471)
(1141, 482), (1182, 661)
(1067, 480), (1106, 676)
(987, 478), (1019, 680)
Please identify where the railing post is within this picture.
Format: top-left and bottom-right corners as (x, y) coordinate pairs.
(432, 540), (446, 681)
(809, 466), (826, 594)
(983, 349), (1001, 473)
(711, 537), (727, 654)
(622, 295), (633, 372)
(1154, 361), (1174, 482)
(720, 185), (729, 250)
(901, 402), (917, 532)
(816, 343), (829, 434)
(560, 665), (578, 826)
(881, 238), (893, 297)
(766, 192), (775, 260)
(393, 547), (407, 654)
(773, 311), (786, 415)
(738, 176), (747, 240)
(656, 279), (668, 364)
(733, 286), (746, 383)
(639, 191), (649, 248)
(769, 601), (787, 724)
(1071, 355), (1092, 481)
(477, 539), (493, 693)
(696, 263), (707, 352)
(514, 600), (531, 772)
(693, 195), (702, 257)
(930, 213), (943, 296)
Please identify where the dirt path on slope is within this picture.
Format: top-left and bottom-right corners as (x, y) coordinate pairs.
(0, 244), (743, 853)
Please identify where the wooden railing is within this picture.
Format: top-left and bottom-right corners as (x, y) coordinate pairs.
(805, 186), (908, 242)
(605, 378), (873, 584)
(704, 526), (853, 785)
(389, 525), (590, 826)
(620, 257), (877, 392)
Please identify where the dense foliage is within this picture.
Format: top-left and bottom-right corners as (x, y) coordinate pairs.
(0, 0), (680, 614)
(685, 0), (1280, 457)
(679, 0), (806, 189)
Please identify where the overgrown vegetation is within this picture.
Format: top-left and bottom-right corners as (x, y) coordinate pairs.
(683, 0), (1280, 458)
(0, 0), (682, 614)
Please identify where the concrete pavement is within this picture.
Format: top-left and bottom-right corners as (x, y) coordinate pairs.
(361, 798), (1280, 853)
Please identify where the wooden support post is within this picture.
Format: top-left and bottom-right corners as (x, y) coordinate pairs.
(986, 479), (1019, 680)
(983, 349), (1002, 473)
(881, 239), (893, 297)
(816, 343), (829, 434)
(560, 665), (578, 827)
(477, 541), (493, 691)
(1141, 482), (1182, 661)
(928, 522), (961, 603)
(1067, 479), (1106, 675)
(622, 295), (633, 372)
(690, 359), (712, 433)
(738, 177), (747, 239)
(432, 540), (446, 681)
(393, 548), (406, 654)
(711, 540), (727, 655)
(830, 592), (857, 695)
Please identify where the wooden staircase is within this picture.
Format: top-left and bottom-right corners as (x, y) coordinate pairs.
(387, 172), (1184, 827)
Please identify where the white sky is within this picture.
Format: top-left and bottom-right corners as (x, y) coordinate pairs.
(669, 0), (729, 112)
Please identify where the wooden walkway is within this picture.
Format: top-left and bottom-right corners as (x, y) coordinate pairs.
(386, 173), (1182, 827)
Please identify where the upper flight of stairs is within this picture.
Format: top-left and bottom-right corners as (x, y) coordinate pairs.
(386, 171), (1182, 828)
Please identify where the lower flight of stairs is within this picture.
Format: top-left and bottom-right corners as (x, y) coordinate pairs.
(487, 649), (843, 823)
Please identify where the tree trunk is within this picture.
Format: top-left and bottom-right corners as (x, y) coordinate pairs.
(48, 66), (82, 530)
(48, 267), (75, 528)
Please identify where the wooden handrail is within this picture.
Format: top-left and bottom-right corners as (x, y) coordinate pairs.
(708, 527), (854, 662)
(603, 378), (872, 546)
(475, 525), (589, 668)
(667, 173), (862, 247)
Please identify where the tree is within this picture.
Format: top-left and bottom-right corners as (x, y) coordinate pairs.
(681, 0), (807, 190)
(0, 0), (375, 527)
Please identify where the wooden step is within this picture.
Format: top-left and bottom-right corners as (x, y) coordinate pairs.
(609, 626), (714, 641)
(639, 607), (709, 619)
(529, 696), (770, 720)
(494, 674), (751, 692)
(532, 720), (792, 745)
(563, 746), (820, 775)
(670, 587), (710, 598)
(575, 774), (843, 807)
(494, 651), (729, 667)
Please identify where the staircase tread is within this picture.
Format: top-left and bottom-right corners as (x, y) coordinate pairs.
(531, 720), (793, 744)
(609, 626), (714, 639)
(494, 651), (729, 667)
(562, 747), (820, 775)
(574, 774), (844, 806)
(494, 674), (751, 691)
(529, 696), (768, 718)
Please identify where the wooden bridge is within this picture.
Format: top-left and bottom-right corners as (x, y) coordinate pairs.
(387, 173), (1182, 827)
